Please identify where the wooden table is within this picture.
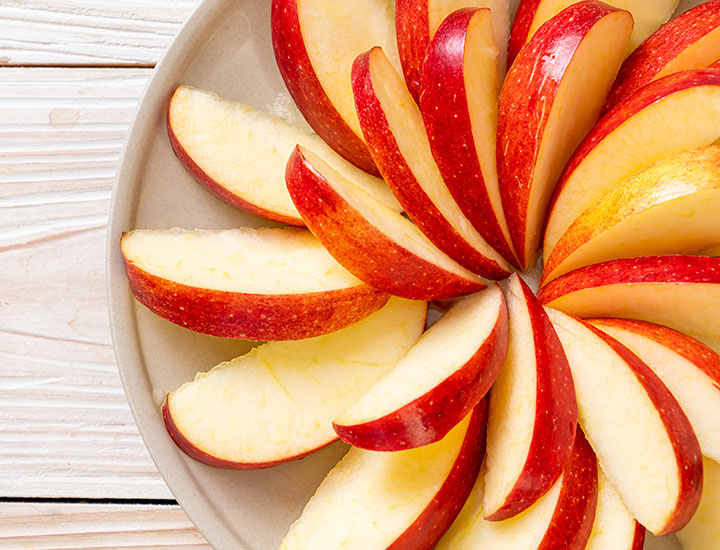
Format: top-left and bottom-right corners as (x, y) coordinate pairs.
(0, 2), (213, 546)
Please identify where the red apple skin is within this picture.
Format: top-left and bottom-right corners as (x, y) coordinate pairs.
(166, 89), (304, 227)
(333, 299), (508, 451)
(497, 1), (630, 270)
(605, 0), (720, 113)
(585, 322), (704, 535)
(122, 247), (390, 341)
(352, 48), (511, 280)
(395, 0), (429, 102)
(630, 526), (645, 550)
(388, 399), (489, 550)
(487, 275), (578, 521)
(420, 8), (518, 266)
(271, 0), (379, 176)
(285, 146), (486, 300)
(507, 0), (541, 67)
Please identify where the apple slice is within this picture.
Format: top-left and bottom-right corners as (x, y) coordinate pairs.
(606, 0), (720, 112)
(497, 1), (632, 269)
(539, 255), (720, 352)
(542, 146), (720, 284)
(163, 297), (427, 469)
(285, 145), (485, 300)
(420, 8), (516, 265)
(352, 47), (513, 279)
(437, 429), (597, 550)
(677, 457), (720, 550)
(585, 470), (645, 550)
(333, 284), (508, 451)
(543, 69), (720, 261)
(280, 402), (488, 550)
(167, 86), (399, 226)
(483, 274), (577, 520)
(546, 308), (703, 535)
(396, 0), (510, 101)
(120, 228), (389, 341)
(590, 318), (720, 464)
(271, 0), (400, 174)
(704, 244), (720, 255)
(508, 0), (677, 66)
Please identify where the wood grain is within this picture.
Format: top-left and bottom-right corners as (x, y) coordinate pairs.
(0, 67), (173, 499)
(0, 1), (200, 66)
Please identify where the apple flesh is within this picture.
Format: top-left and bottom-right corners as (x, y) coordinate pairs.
(333, 284), (508, 451)
(437, 429), (598, 550)
(120, 228), (389, 341)
(163, 297), (426, 468)
(546, 308), (703, 535)
(544, 69), (720, 261)
(677, 457), (720, 550)
(280, 402), (488, 550)
(352, 46), (513, 279)
(483, 274), (577, 520)
(420, 8), (517, 265)
(542, 146), (720, 284)
(285, 145), (485, 300)
(271, 0), (401, 174)
(497, 1), (632, 269)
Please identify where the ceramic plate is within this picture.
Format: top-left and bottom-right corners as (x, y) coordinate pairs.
(108, 0), (702, 548)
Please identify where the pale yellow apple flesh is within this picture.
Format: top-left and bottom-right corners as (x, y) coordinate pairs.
(677, 457), (720, 550)
(166, 297), (426, 465)
(585, 471), (642, 550)
(656, 26), (720, 80)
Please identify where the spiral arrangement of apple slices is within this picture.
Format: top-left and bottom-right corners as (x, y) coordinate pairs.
(120, 0), (720, 548)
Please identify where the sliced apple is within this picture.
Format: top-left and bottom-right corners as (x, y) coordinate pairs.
(395, 0), (510, 101)
(546, 308), (703, 535)
(285, 145), (485, 300)
(508, 0), (677, 65)
(606, 0), (720, 112)
(677, 456), (720, 550)
(590, 318), (720, 464)
(437, 429), (597, 550)
(542, 146), (720, 284)
(420, 8), (517, 265)
(483, 274), (577, 520)
(497, 1), (632, 269)
(539, 255), (720, 352)
(704, 244), (720, 255)
(352, 46), (513, 279)
(271, 0), (401, 174)
(163, 297), (426, 468)
(121, 228), (389, 341)
(333, 285), (508, 451)
(585, 470), (645, 550)
(280, 402), (488, 550)
(543, 69), (720, 261)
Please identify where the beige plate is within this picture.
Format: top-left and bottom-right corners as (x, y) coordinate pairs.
(108, 0), (703, 548)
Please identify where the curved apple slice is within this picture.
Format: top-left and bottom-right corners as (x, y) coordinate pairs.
(352, 46), (513, 279)
(334, 285), (508, 451)
(167, 86), (399, 226)
(585, 470), (645, 550)
(285, 146), (484, 300)
(121, 228), (389, 341)
(677, 457), (720, 550)
(539, 256), (720, 352)
(483, 274), (577, 520)
(606, 0), (720, 112)
(271, 0), (400, 175)
(508, 0), (677, 66)
(396, 0), (509, 101)
(546, 308), (703, 535)
(543, 69), (720, 261)
(438, 429), (597, 550)
(590, 318), (720, 464)
(420, 8), (516, 265)
(163, 297), (426, 469)
(497, 1), (632, 269)
(542, 146), (720, 284)
(280, 402), (487, 550)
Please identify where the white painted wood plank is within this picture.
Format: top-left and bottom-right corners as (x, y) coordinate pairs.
(0, 68), (173, 499)
(0, 1), (200, 66)
(0, 503), (210, 549)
